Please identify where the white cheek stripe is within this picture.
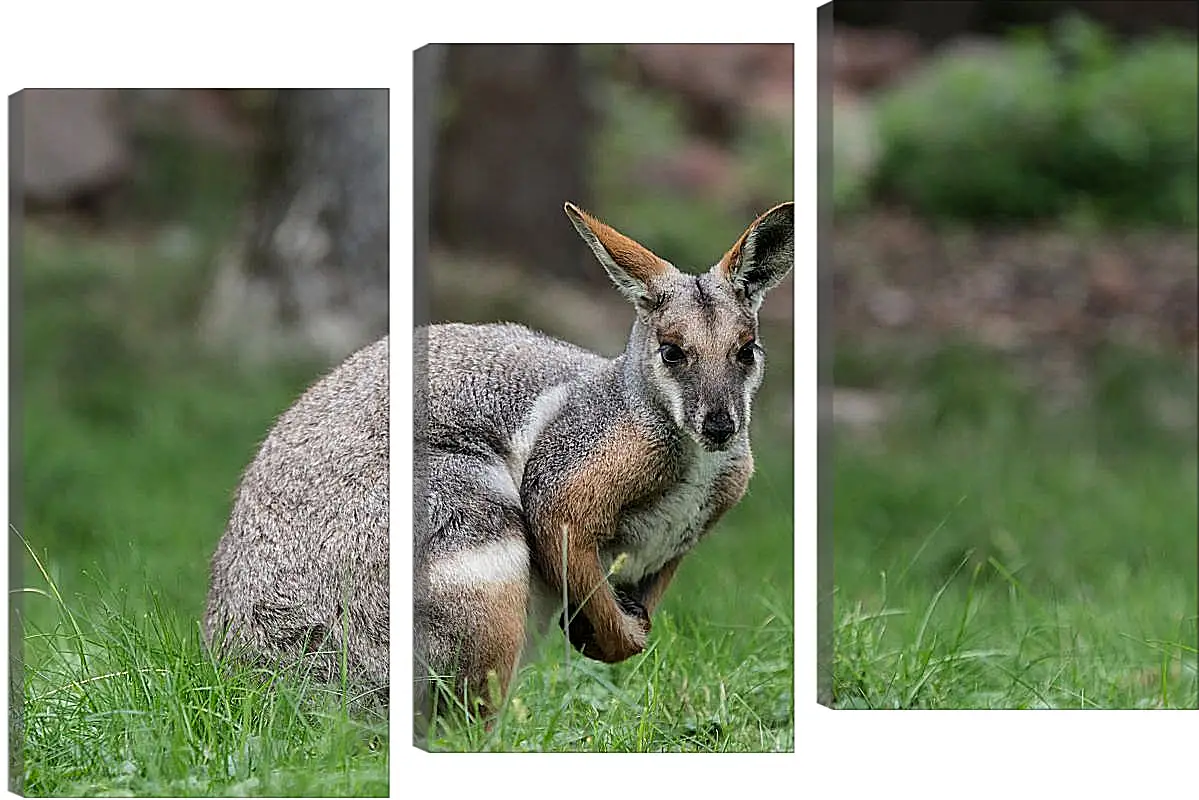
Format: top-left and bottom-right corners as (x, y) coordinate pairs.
(654, 363), (687, 429)
(428, 537), (530, 593)
(668, 388), (686, 430)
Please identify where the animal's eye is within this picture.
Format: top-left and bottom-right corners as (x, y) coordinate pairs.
(659, 343), (686, 365)
(736, 341), (758, 365)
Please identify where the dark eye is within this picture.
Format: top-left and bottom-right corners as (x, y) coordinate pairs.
(736, 341), (758, 365)
(659, 343), (686, 365)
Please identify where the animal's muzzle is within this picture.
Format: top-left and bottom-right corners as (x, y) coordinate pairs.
(701, 410), (736, 446)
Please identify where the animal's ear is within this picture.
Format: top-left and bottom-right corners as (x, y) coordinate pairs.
(564, 202), (675, 312)
(714, 202), (794, 312)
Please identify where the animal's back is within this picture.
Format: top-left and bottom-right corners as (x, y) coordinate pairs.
(416, 322), (611, 556)
(204, 336), (390, 697)
(421, 322), (608, 449)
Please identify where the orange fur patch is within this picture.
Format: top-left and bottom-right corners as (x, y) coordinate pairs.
(531, 422), (671, 661)
(567, 203), (671, 287)
(454, 579), (528, 714)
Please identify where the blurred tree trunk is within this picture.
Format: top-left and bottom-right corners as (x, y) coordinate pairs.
(205, 88), (389, 362)
(433, 45), (597, 285)
(415, 45), (447, 328)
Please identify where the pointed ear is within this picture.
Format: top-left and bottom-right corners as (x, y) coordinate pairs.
(714, 202), (794, 312)
(564, 202), (674, 311)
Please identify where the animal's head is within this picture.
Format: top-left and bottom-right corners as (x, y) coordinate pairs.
(565, 201), (793, 452)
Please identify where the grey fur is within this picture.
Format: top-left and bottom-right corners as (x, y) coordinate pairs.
(204, 336), (389, 705)
(415, 203), (793, 727)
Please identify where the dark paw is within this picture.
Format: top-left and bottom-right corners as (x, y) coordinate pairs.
(558, 589), (650, 660)
(615, 589), (649, 626)
(559, 604), (599, 656)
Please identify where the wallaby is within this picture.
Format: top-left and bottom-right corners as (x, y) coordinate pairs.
(415, 201), (793, 729)
(204, 336), (390, 705)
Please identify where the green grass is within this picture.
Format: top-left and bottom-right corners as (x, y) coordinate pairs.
(832, 339), (1199, 709)
(15, 214), (390, 793)
(18, 541), (387, 797)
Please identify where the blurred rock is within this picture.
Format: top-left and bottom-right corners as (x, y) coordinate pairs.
(22, 89), (132, 207)
(833, 388), (893, 430)
(638, 139), (739, 199)
(867, 286), (916, 327)
(833, 210), (1199, 391)
(832, 26), (921, 93)
(123, 89), (258, 151)
(832, 85), (881, 212)
(745, 44), (795, 122)
(1086, 251), (1138, 317)
(177, 90), (258, 151)
(428, 249), (629, 356)
(625, 44), (794, 141)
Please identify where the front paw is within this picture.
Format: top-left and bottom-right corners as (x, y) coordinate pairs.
(558, 603), (650, 663)
(615, 588), (649, 629)
(599, 612), (650, 663)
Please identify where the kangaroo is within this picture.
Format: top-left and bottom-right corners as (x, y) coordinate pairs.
(414, 201), (793, 729)
(204, 336), (389, 706)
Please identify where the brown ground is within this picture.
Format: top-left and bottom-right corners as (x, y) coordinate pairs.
(833, 210), (1198, 357)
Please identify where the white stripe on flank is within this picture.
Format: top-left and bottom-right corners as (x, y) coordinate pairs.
(480, 460), (521, 505)
(506, 383), (571, 484)
(428, 537), (530, 593)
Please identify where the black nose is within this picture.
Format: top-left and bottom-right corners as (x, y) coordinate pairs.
(702, 411), (736, 443)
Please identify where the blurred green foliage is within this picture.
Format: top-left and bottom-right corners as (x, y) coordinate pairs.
(873, 16), (1198, 226)
(124, 131), (252, 230)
